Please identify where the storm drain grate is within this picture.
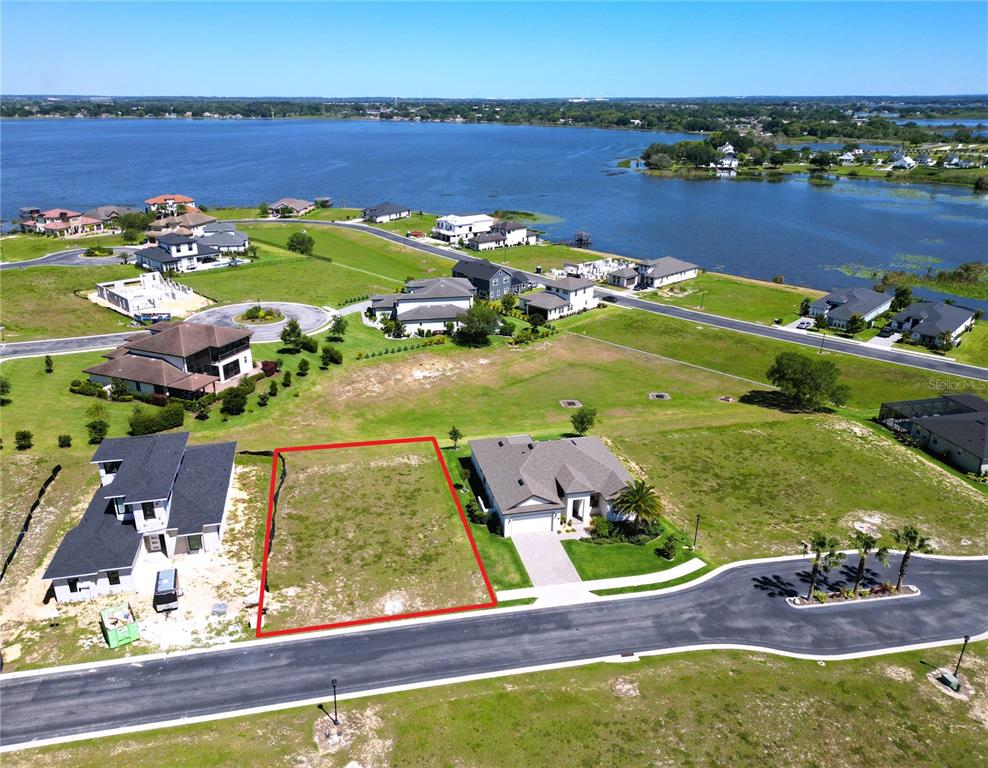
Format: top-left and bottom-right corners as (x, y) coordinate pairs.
(649, 392), (671, 400)
(559, 399), (583, 408)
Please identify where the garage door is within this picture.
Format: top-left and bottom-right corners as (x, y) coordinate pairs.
(506, 512), (555, 536)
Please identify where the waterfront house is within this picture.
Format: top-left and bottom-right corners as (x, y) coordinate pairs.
(432, 214), (495, 244)
(469, 435), (634, 537)
(20, 208), (105, 237)
(135, 233), (236, 273)
(148, 210), (218, 238)
(145, 194), (196, 216)
(43, 433), (237, 602)
(362, 202), (412, 223)
(808, 287), (893, 329)
(369, 277), (476, 335)
(607, 265), (639, 289)
(83, 205), (138, 226)
(635, 257), (700, 289)
(891, 301), (976, 347)
(891, 156), (917, 170)
(879, 394), (988, 476)
(520, 276), (595, 321)
(451, 259), (521, 299)
(269, 197), (315, 217)
(199, 221), (250, 252)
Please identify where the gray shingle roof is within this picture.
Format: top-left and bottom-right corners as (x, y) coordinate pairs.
(405, 277), (475, 300)
(524, 291), (569, 310)
(363, 202), (410, 218)
(200, 230), (248, 249)
(548, 276), (594, 292)
(42, 492), (142, 580)
(609, 266), (638, 279)
(472, 232), (507, 244)
(470, 435), (633, 516)
(397, 303), (467, 322)
(168, 442), (236, 535)
(914, 411), (988, 460)
(270, 197), (313, 212)
(893, 302), (976, 337)
(156, 232), (195, 246)
(93, 433), (190, 504)
(810, 287), (891, 322)
(452, 259), (510, 281)
(639, 257), (699, 279)
(494, 220), (527, 232)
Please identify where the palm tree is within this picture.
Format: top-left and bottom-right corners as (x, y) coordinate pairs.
(849, 530), (889, 595)
(805, 533), (846, 600)
(612, 479), (662, 531)
(890, 526), (933, 591)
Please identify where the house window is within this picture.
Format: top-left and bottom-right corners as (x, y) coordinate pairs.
(187, 534), (203, 552)
(107, 570), (120, 586)
(67, 578), (78, 593)
(142, 502), (156, 521)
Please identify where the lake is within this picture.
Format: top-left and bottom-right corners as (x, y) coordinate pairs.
(2, 118), (986, 305)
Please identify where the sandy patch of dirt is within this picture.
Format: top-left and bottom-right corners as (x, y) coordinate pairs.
(611, 677), (640, 698)
(311, 705), (393, 768)
(883, 665), (914, 682)
(333, 354), (491, 401)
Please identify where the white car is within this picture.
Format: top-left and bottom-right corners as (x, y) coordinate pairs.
(796, 320), (813, 330)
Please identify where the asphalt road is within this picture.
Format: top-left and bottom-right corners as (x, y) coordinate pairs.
(604, 291), (988, 382)
(2, 554), (985, 747)
(185, 302), (332, 342)
(0, 331), (147, 360)
(0, 246), (135, 270)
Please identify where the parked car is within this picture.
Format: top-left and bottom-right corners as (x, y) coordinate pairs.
(796, 320), (813, 329)
(602, 295), (618, 303)
(153, 568), (180, 613)
(878, 325), (895, 337)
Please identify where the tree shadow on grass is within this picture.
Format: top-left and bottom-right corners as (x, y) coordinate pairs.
(739, 389), (835, 415)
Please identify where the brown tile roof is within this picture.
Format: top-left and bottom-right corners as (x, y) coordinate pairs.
(123, 322), (251, 358)
(84, 355), (218, 391)
(145, 194), (195, 205)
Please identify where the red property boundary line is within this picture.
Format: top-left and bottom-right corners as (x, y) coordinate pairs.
(255, 436), (497, 638)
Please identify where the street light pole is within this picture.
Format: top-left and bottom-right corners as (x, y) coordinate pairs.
(692, 514), (701, 547)
(954, 635), (971, 677)
(330, 678), (339, 725)
(818, 329), (826, 354)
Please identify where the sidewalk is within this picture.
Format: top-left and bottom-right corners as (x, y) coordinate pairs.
(497, 557), (707, 607)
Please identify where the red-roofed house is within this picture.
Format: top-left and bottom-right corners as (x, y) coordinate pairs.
(20, 209), (105, 237)
(145, 194), (197, 216)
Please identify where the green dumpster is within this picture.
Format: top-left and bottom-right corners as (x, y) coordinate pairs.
(100, 603), (139, 648)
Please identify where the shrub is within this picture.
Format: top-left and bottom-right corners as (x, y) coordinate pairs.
(129, 402), (185, 435)
(260, 360), (280, 377)
(220, 389), (248, 415)
(590, 516), (615, 540)
(321, 344), (343, 367)
(287, 231), (315, 255)
(282, 371), (292, 388)
(812, 590), (829, 604)
(87, 419), (109, 444)
(70, 379), (82, 387)
(268, 380), (279, 397)
(194, 399), (210, 420)
(297, 359), (310, 377)
(654, 537), (677, 560)
(57, 434), (72, 448)
(570, 405), (598, 435)
(299, 335), (318, 353)
(15, 430), (33, 450)
(257, 392), (270, 407)
(109, 378), (132, 401)
(465, 500), (487, 525)
(44, 355), (54, 374)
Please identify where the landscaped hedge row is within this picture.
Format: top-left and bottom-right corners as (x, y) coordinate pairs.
(340, 294), (370, 306)
(129, 402), (185, 435)
(354, 335), (447, 359)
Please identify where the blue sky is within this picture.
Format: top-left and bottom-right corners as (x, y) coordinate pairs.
(2, 1), (985, 97)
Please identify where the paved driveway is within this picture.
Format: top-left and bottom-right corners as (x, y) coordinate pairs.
(511, 533), (580, 586)
(0, 246), (137, 270)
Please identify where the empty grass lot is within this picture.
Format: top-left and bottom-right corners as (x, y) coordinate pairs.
(0, 264), (141, 340)
(949, 321), (988, 368)
(478, 242), (610, 272)
(262, 441), (491, 631)
(0, 233), (125, 263)
(12, 643), (987, 768)
(367, 212), (437, 234)
(641, 272), (826, 325)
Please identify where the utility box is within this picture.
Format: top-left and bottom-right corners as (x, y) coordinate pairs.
(101, 604), (140, 648)
(939, 672), (961, 692)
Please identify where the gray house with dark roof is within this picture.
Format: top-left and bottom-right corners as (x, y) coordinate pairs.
(44, 433), (237, 602)
(469, 435), (634, 537)
(362, 202), (411, 223)
(809, 287), (892, 329)
(369, 277), (476, 335)
(451, 258), (523, 300)
(635, 257), (699, 289)
(891, 301), (976, 347)
(879, 393), (988, 475)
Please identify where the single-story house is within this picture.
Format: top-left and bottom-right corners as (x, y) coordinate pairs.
(891, 156), (917, 170)
(635, 257), (700, 289)
(199, 221), (250, 252)
(892, 301), (976, 347)
(135, 233), (235, 273)
(369, 277), (476, 335)
(468, 232), (508, 251)
(432, 214), (495, 244)
(607, 265), (639, 289)
(362, 202), (412, 223)
(469, 435), (634, 537)
(270, 197), (314, 217)
(879, 393), (988, 475)
(85, 321), (253, 398)
(520, 276), (595, 321)
(808, 287), (892, 329)
(43, 433), (236, 602)
(451, 258), (522, 300)
(145, 194), (196, 216)
(83, 205), (138, 225)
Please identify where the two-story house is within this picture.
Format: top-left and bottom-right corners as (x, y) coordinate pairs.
(20, 208), (105, 237)
(431, 214), (495, 244)
(520, 276), (595, 321)
(634, 257), (700, 289)
(451, 258), (525, 300)
(135, 233), (233, 272)
(85, 321), (254, 398)
(43, 433), (237, 602)
(369, 277), (475, 335)
(145, 193), (196, 216)
(469, 435), (634, 537)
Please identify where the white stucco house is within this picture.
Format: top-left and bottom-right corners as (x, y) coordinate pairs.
(432, 214), (495, 244)
(635, 257), (700, 289)
(469, 435), (635, 537)
(135, 233), (237, 273)
(43, 433), (236, 602)
(362, 202), (412, 223)
(145, 193), (196, 216)
(369, 277), (476, 335)
(520, 276), (595, 321)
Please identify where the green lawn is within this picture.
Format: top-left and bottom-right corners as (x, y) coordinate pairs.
(562, 530), (695, 580)
(0, 264), (142, 341)
(208, 206), (262, 220)
(11, 643), (987, 768)
(301, 207), (362, 221)
(469, 524), (532, 591)
(0, 233), (126, 263)
(952, 321), (988, 367)
(263, 441), (491, 631)
(641, 272), (825, 325)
